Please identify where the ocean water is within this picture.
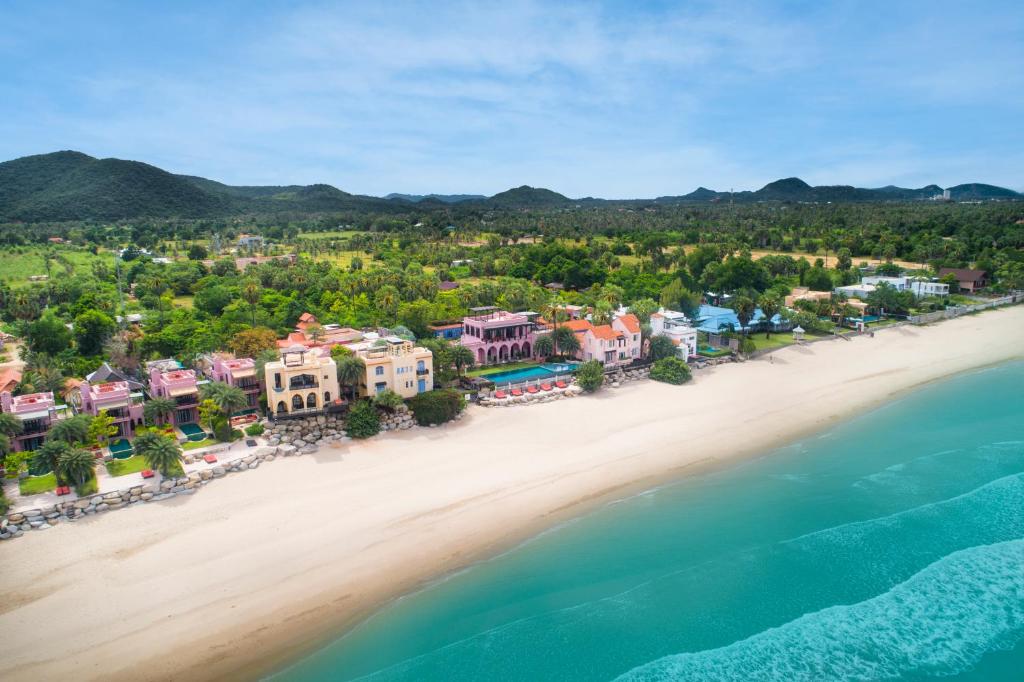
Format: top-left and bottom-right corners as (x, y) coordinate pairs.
(273, 361), (1024, 682)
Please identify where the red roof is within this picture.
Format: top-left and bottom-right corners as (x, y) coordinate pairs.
(0, 368), (22, 393)
(561, 320), (594, 334)
(617, 313), (641, 334)
(591, 324), (621, 341)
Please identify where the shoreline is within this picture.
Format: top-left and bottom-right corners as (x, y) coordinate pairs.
(1, 307), (1023, 682)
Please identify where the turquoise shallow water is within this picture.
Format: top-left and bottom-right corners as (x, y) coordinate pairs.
(273, 361), (1024, 682)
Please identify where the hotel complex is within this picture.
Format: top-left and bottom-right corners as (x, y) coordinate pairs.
(263, 345), (341, 419)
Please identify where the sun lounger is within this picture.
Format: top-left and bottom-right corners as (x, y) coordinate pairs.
(526, 385), (539, 394)
(203, 454), (218, 464)
(494, 390), (507, 399)
(540, 383), (553, 391)
(511, 388), (523, 397)
(56, 486), (70, 496)
(141, 469), (155, 479)
(555, 380), (568, 389)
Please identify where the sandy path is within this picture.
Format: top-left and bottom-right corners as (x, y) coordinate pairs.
(1, 307), (1023, 681)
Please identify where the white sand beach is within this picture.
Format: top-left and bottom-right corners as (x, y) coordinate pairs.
(2, 306), (1023, 682)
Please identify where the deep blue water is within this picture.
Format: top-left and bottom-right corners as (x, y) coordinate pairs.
(274, 361), (1024, 681)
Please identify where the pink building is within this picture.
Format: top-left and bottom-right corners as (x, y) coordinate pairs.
(559, 314), (642, 368)
(147, 360), (201, 426)
(460, 307), (543, 365)
(0, 390), (70, 452)
(77, 380), (145, 439)
(210, 357), (262, 412)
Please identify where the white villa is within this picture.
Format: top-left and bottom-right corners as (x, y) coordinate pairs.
(836, 276), (949, 300)
(649, 309), (699, 360)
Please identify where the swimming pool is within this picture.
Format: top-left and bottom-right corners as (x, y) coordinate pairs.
(108, 438), (134, 459)
(482, 362), (579, 385)
(178, 423), (207, 442)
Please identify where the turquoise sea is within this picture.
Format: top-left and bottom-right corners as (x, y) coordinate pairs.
(274, 361), (1024, 681)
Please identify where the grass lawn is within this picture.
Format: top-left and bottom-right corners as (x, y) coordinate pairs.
(106, 455), (150, 477)
(298, 230), (365, 239)
(748, 334), (798, 351)
(309, 250), (377, 269)
(19, 472), (57, 495)
(0, 246), (113, 288)
(172, 295), (194, 309)
(182, 438), (216, 450)
(468, 360), (540, 377)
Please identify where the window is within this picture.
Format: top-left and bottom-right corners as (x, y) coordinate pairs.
(375, 366), (384, 376)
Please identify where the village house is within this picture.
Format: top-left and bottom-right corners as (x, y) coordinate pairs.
(0, 390), (70, 452)
(937, 268), (988, 293)
(460, 307), (543, 365)
(649, 310), (699, 360)
(146, 359), (203, 426)
(263, 345), (341, 419)
(209, 356), (263, 412)
(277, 313), (364, 351)
(349, 337), (434, 398)
(557, 313), (642, 368)
(75, 379), (145, 439)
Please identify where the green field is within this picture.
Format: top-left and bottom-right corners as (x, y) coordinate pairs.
(105, 455), (150, 477)
(19, 472), (57, 495)
(0, 246), (112, 287)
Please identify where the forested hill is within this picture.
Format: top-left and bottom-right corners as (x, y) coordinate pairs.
(0, 151), (1020, 222)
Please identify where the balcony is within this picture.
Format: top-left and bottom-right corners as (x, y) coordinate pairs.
(416, 368), (430, 376)
(174, 394), (198, 407)
(288, 379), (319, 390)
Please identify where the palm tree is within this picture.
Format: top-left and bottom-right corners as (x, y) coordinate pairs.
(137, 434), (183, 478)
(0, 412), (24, 440)
(143, 397), (176, 426)
(48, 414), (92, 444)
(201, 382), (248, 417)
(543, 298), (565, 357)
(33, 440), (71, 480)
(533, 334), (554, 360)
(449, 345), (475, 376)
(552, 325), (580, 357)
(307, 323), (326, 345)
(56, 446), (95, 490)
(757, 293), (782, 339)
(732, 295), (756, 334)
(336, 355), (366, 400)
(242, 279), (261, 326)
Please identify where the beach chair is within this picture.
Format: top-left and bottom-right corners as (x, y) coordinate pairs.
(494, 390), (507, 399)
(540, 383), (553, 391)
(56, 486), (69, 496)
(141, 469), (155, 479)
(203, 454), (218, 464)
(555, 380), (568, 389)
(526, 385), (539, 394)
(511, 388), (524, 397)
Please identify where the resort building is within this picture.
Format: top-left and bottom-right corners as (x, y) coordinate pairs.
(937, 268), (988, 293)
(350, 337), (434, 398)
(263, 345), (341, 419)
(0, 390), (70, 452)
(692, 304), (787, 334)
(76, 379), (145, 439)
(460, 307), (543, 365)
(650, 310), (699, 360)
(557, 313), (642, 368)
(784, 287), (833, 308)
(836, 277), (950, 300)
(209, 356), (262, 411)
(146, 360), (203, 426)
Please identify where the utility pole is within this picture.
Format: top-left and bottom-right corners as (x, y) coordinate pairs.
(115, 251), (126, 329)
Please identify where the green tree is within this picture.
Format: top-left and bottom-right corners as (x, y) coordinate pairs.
(575, 360), (605, 392)
(137, 434), (183, 478)
(534, 334), (554, 359)
(449, 344), (475, 376)
(336, 355), (366, 400)
(552, 325), (580, 356)
(731, 295), (756, 333)
(629, 298), (659, 324)
(660, 279), (701, 318)
(27, 309), (72, 356)
(33, 440), (71, 479)
(143, 397), (175, 426)
(48, 414), (92, 444)
(74, 309), (117, 355)
(346, 399), (380, 438)
(0, 412), (23, 456)
(649, 357), (692, 385)
(201, 382), (248, 417)
(757, 293), (782, 339)
(198, 399), (222, 435)
(407, 389), (465, 426)
(648, 335), (677, 361)
(372, 389), (404, 411)
(56, 446), (96, 489)
(87, 409), (118, 447)
(241, 279), (262, 326)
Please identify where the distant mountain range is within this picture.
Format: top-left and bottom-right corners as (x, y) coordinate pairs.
(0, 151), (1019, 222)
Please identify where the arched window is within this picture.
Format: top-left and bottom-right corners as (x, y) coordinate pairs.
(277, 401), (286, 414)
(323, 391), (331, 403)
(291, 395), (303, 411)
(375, 365), (384, 376)
(307, 393), (317, 408)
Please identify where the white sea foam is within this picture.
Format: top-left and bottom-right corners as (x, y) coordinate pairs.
(613, 539), (1024, 682)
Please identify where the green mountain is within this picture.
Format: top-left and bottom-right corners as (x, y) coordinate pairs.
(484, 185), (573, 208)
(656, 178), (1020, 204)
(385, 193), (486, 203)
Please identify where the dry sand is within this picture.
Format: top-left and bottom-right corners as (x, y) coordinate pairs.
(2, 306), (1023, 682)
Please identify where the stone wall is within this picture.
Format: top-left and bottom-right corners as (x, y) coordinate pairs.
(1, 407), (419, 542)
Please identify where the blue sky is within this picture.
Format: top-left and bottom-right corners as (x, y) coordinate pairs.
(1, 1), (1021, 197)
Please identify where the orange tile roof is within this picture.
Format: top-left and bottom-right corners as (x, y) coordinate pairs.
(561, 319), (593, 334)
(591, 324), (621, 341)
(0, 368), (21, 393)
(618, 313), (641, 333)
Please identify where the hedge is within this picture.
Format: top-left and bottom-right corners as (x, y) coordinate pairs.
(346, 399), (381, 438)
(649, 357), (692, 385)
(408, 389), (465, 426)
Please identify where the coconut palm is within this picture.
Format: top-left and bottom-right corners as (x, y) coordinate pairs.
(449, 345), (475, 376)
(241, 279), (261, 326)
(201, 382), (248, 417)
(336, 355), (366, 400)
(533, 334), (554, 360)
(137, 434), (183, 478)
(47, 414), (92, 444)
(143, 397), (175, 426)
(56, 446), (95, 489)
(731, 295), (756, 334)
(552, 325), (580, 356)
(33, 440), (71, 479)
(757, 293), (782, 339)
(0, 412), (23, 439)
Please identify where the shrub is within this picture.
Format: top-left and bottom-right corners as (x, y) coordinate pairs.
(738, 336), (756, 354)
(407, 389), (465, 426)
(650, 358), (692, 385)
(346, 399), (381, 439)
(245, 423), (265, 437)
(213, 421), (234, 442)
(648, 335), (677, 361)
(575, 360), (605, 393)
(373, 389), (405, 411)
(74, 473), (99, 497)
